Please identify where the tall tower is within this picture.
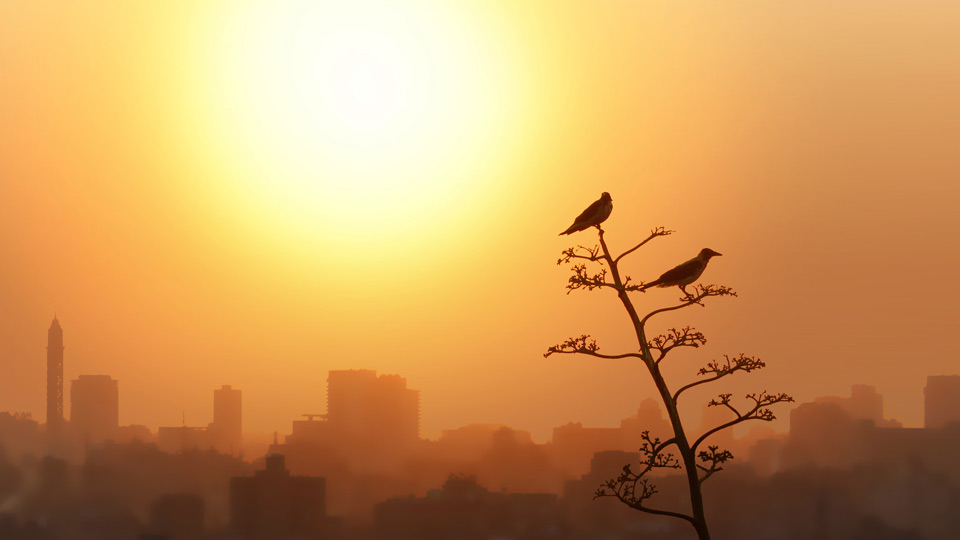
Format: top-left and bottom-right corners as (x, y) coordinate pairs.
(46, 316), (64, 433)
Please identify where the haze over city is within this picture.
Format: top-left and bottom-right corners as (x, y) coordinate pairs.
(4, 1), (959, 442)
(2, 2), (960, 539)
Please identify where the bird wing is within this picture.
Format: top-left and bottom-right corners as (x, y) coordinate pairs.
(655, 259), (704, 285)
(570, 197), (604, 227)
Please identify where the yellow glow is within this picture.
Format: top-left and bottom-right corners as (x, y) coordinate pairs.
(188, 1), (528, 242)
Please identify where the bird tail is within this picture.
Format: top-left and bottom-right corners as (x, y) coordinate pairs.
(640, 279), (661, 290)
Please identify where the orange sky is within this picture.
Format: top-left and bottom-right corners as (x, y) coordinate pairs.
(2, 1), (959, 441)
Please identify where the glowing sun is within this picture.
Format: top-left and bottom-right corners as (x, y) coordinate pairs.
(193, 1), (524, 238)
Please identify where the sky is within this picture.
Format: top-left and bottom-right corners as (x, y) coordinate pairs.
(1, 1), (959, 442)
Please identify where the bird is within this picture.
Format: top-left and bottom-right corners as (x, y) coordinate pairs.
(559, 192), (613, 235)
(642, 248), (722, 296)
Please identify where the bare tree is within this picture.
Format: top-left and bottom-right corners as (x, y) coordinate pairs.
(545, 226), (793, 540)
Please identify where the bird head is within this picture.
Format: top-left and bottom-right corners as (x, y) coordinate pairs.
(600, 192), (612, 202)
(699, 248), (722, 259)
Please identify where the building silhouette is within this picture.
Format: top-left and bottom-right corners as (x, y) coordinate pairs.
(70, 374), (119, 443)
(561, 450), (662, 537)
(230, 454), (327, 538)
(925, 375), (960, 428)
(279, 369), (421, 471)
(286, 413), (328, 446)
(46, 316), (64, 433)
(114, 424), (154, 444)
(211, 384), (242, 456)
(158, 425), (210, 453)
(326, 370), (421, 446)
(438, 423), (534, 461)
(156, 385), (241, 454)
(548, 398), (671, 477)
(149, 492), (205, 538)
(815, 384), (900, 427)
(0, 412), (41, 458)
(375, 473), (563, 540)
(274, 370), (421, 471)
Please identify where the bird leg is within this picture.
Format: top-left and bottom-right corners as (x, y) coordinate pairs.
(679, 285), (692, 299)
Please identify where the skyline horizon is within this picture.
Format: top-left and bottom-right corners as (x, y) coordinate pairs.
(3, 3), (960, 539)
(3, 1), (959, 456)
(5, 314), (950, 444)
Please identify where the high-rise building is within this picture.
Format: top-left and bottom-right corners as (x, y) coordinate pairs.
(70, 375), (119, 443)
(211, 385), (242, 455)
(924, 375), (960, 428)
(46, 316), (64, 433)
(269, 370), (421, 474)
(815, 384), (885, 424)
(326, 369), (420, 446)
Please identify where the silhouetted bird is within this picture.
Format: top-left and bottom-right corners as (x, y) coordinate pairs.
(559, 192), (613, 235)
(642, 248), (722, 296)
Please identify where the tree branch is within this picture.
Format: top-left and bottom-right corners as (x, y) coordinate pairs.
(557, 244), (604, 266)
(672, 354), (766, 401)
(595, 481), (697, 524)
(543, 334), (643, 360)
(638, 284), (737, 327)
(564, 264), (618, 294)
(613, 227), (673, 265)
(648, 326), (707, 365)
(560, 228), (672, 295)
(621, 275), (646, 293)
(594, 430), (693, 523)
(692, 391), (795, 452)
(549, 224), (793, 538)
(696, 445), (734, 485)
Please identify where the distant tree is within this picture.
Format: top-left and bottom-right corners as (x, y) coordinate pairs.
(545, 225), (793, 540)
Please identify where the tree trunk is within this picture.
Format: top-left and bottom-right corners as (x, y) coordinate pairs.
(599, 230), (711, 540)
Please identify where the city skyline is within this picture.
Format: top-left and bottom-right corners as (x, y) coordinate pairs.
(2, 317), (960, 537)
(3, 2), (959, 538)
(13, 315), (960, 450)
(3, 3), (960, 444)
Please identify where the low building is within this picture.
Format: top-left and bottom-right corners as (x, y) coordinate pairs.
(375, 473), (563, 540)
(230, 454), (326, 538)
(158, 426), (211, 453)
(149, 493), (205, 538)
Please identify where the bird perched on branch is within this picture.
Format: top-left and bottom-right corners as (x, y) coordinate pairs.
(559, 192), (613, 235)
(642, 248), (722, 295)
